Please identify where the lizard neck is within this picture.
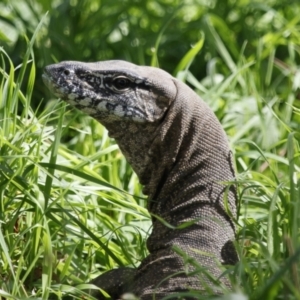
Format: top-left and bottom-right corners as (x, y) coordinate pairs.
(104, 79), (236, 220)
(141, 79), (237, 258)
(95, 78), (238, 265)
(149, 81), (236, 214)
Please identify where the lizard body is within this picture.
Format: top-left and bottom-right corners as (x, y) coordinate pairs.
(43, 60), (238, 299)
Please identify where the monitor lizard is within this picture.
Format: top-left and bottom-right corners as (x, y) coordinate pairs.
(43, 60), (238, 299)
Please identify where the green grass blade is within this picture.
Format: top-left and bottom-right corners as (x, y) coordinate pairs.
(174, 32), (205, 76)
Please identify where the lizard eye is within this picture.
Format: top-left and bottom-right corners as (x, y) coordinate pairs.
(112, 76), (131, 91)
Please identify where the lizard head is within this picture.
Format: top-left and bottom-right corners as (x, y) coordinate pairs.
(43, 60), (177, 125)
(43, 60), (178, 183)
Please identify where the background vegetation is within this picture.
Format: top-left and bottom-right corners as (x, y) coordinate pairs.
(0, 0), (300, 299)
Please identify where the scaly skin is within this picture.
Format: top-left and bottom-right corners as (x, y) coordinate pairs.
(43, 60), (238, 299)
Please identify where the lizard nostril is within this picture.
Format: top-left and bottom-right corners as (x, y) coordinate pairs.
(63, 69), (70, 76)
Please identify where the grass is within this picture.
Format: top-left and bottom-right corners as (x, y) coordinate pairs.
(0, 25), (149, 299)
(1, 10), (300, 300)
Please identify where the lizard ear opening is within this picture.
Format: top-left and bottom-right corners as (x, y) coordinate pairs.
(221, 240), (239, 265)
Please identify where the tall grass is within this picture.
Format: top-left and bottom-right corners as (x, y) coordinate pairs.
(0, 19), (148, 300)
(1, 5), (300, 300)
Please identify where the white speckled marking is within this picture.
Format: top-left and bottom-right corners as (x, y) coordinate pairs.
(80, 97), (92, 106)
(132, 116), (144, 123)
(68, 99), (78, 106)
(68, 93), (77, 100)
(82, 107), (97, 115)
(97, 101), (107, 111)
(114, 105), (125, 117)
(93, 74), (105, 88)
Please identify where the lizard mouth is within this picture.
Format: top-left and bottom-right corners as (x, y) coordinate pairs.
(42, 72), (67, 97)
(42, 73), (65, 98)
(42, 70), (94, 100)
(42, 67), (56, 85)
(42, 73), (53, 90)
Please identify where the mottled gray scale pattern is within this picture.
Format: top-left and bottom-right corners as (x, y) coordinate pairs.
(43, 60), (238, 300)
